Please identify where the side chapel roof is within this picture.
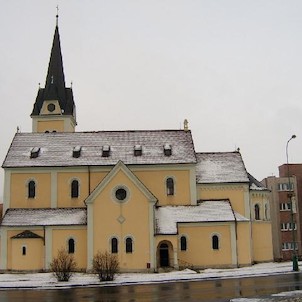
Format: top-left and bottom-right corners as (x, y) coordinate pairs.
(1, 208), (87, 227)
(155, 200), (248, 234)
(196, 152), (249, 184)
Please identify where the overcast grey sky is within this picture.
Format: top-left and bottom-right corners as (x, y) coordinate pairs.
(1, 1), (302, 200)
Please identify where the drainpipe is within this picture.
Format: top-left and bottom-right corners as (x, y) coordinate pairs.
(88, 166), (91, 195)
(229, 200), (239, 268)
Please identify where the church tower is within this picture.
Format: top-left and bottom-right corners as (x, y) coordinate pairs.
(31, 16), (76, 133)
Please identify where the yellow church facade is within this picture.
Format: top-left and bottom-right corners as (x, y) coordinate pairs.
(0, 19), (273, 272)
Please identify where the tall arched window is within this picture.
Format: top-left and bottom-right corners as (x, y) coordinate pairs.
(68, 238), (75, 254)
(166, 178), (174, 196)
(71, 180), (79, 198)
(28, 180), (36, 198)
(126, 237), (133, 253)
(255, 204), (260, 220)
(111, 237), (118, 254)
(180, 236), (187, 251)
(212, 235), (219, 250)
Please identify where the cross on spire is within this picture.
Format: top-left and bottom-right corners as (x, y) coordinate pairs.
(56, 6), (59, 26)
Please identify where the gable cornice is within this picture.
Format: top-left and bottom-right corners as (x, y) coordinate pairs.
(85, 160), (158, 205)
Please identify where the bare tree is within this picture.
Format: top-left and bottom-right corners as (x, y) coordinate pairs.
(50, 248), (77, 282)
(93, 251), (119, 281)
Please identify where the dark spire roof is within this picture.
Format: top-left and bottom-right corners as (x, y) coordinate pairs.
(44, 24), (66, 101)
(31, 19), (76, 119)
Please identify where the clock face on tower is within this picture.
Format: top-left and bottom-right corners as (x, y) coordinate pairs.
(47, 103), (55, 112)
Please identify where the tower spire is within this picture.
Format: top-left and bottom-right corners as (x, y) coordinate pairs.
(30, 14), (77, 133)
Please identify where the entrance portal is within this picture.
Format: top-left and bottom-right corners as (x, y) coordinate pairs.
(159, 243), (170, 267)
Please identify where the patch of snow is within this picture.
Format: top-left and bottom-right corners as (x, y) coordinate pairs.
(0, 261), (299, 290)
(155, 200), (248, 234)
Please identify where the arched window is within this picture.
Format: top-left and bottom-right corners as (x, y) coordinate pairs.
(212, 235), (219, 250)
(28, 180), (36, 198)
(68, 238), (75, 254)
(22, 246), (26, 256)
(255, 204), (260, 220)
(166, 178), (174, 196)
(71, 180), (79, 198)
(180, 236), (187, 251)
(111, 237), (118, 254)
(126, 237), (133, 253)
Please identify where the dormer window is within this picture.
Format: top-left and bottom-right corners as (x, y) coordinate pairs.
(164, 144), (172, 156)
(30, 147), (40, 159)
(134, 145), (142, 156)
(72, 146), (82, 158)
(102, 145), (110, 157)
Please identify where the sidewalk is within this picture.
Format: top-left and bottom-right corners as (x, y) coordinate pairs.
(0, 261), (300, 290)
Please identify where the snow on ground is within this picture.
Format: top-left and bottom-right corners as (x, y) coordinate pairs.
(0, 261), (300, 290)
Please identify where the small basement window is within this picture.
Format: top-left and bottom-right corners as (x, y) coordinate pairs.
(134, 145), (142, 156)
(30, 147), (40, 158)
(102, 145), (110, 157)
(72, 146), (82, 158)
(163, 144), (172, 156)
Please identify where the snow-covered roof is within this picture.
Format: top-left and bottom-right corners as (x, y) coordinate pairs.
(248, 173), (269, 191)
(155, 200), (248, 234)
(195, 152), (249, 184)
(1, 208), (87, 226)
(2, 130), (196, 168)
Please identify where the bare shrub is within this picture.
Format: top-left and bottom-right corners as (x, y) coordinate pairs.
(93, 251), (119, 281)
(50, 248), (77, 282)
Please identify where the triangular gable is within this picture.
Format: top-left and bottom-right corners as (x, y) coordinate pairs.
(11, 230), (43, 239)
(85, 160), (158, 205)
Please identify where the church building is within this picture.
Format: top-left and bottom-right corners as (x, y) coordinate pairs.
(0, 18), (273, 272)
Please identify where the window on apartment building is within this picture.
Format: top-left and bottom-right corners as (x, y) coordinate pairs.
(125, 237), (133, 253)
(282, 242), (298, 250)
(278, 183), (294, 191)
(166, 178), (174, 196)
(279, 203), (292, 211)
(111, 237), (118, 254)
(68, 238), (75, 254)
(281, 222), (297, 231)
(28, 180), (36, 198)
(71, 180), (79, 198)
(254, 204), (260, 220)
(212, 235), (219, 250)
(180, 236), (187, 251)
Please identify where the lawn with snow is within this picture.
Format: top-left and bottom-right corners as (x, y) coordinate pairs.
(0, 261), (299, 290)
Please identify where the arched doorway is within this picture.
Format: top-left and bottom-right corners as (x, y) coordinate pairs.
(159, 243), (170, 267)
(156, 240), (175, 268)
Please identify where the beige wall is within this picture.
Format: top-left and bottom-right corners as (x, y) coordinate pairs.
(37, 120), (65, 133)
(57, 172), (90, 207)
(90, 169), (154, 271)
(177, 224), (233, 268)
(236, 222), (252, 265)
(52, 228), (87, 270)
(252, 222), (273, 262)
(198, 184), (248, 216)
(7, 229), (44, 270)
(135, 169), (192, 206)
(10, 173), (51, 208)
